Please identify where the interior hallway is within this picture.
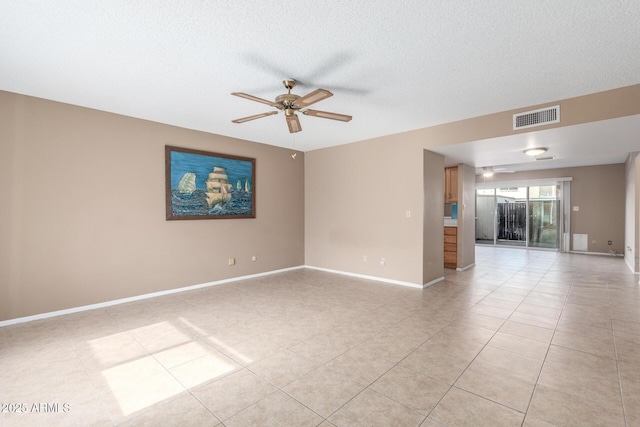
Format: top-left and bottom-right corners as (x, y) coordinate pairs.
(1, 246), (638, 426)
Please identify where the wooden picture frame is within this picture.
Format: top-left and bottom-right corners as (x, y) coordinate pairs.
(165, 145), (256, 220)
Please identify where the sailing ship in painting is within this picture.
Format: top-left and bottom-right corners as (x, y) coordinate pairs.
(235, 178), (251, 193)
(205, 167), (233, 208)
(178, 172), (196, 195)
(171, 166), (252, 217)
(167, 146), (254, 218)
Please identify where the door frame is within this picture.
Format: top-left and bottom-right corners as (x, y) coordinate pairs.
(476, 178), (572, 252)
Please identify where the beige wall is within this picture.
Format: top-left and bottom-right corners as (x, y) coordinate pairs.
(476, 164), (626, 254)
(457, 163), (476, 269)
(3, 84), (639, 320)
(305, 137), (425, 285)
(635, 154), (640, 272)
(422, 151), (444, 285)
(0, 91), (305, 321)
(398, 84), (640, 150)
(305, 85), (640, 285)
(625, 153), (640, 272)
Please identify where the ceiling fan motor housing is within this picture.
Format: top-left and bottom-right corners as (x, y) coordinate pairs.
(275, 93), (301, 110)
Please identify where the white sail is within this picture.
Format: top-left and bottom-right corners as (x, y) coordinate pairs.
(205, 166), (233, 207)
(178, 173), (196, 195)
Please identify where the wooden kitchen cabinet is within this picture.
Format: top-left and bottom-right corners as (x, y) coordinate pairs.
(444, 226), (457, 269)
(444, 166), (458, 203)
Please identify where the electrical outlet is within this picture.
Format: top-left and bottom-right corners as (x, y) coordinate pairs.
(228, 257), (235, 266)
(380, 258), (385, 266)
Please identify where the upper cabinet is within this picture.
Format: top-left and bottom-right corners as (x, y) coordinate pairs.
(444, 166), (458, 203)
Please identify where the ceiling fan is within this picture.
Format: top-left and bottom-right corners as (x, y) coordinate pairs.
(478, 166), (515, 177)
(231, 79), (352, 133)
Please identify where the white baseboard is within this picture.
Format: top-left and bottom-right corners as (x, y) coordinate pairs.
(456, 263), (476, 272)
(1, 264), (456, 327)
(569, 251), (624, 257)
(423, 276), (445, 288)
(624, 256), (640, 274)
(304, 265), (424, 289)
(0, 266), (305, 327)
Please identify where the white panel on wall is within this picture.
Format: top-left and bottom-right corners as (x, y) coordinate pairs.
(573, 234), (588, 251)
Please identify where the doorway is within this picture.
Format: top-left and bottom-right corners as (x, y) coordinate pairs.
(476, 184), (560, 249)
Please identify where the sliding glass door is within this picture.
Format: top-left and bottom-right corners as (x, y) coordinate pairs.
(476, 184), (560, 249)
(528, 185), (559, 248)
(496, 187), (527, 247)
(476, 189), (495, 245)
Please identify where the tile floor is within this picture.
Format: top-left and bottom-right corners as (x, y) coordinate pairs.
(1, 246), (639, 426)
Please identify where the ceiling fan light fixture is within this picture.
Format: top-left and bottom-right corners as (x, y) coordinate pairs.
(231, 80), (351, 133)
(482, 167), (494, 177)
(523, 147), (549, 156)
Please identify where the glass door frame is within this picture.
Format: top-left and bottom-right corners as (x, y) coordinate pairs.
(476, 179), (569, 251)
(495, 186), (529, 247)
(527, 185), (561, 249)
(475, 188), (497, 246)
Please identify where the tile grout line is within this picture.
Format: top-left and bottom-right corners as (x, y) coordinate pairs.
(454, 260), (556, 425)
(395, 260), (550, 423)
(274, 272), (498, 425)
(2, 250), (634, 426)
(608, 269), (630, 427)
(519, 257), (574, 425)
(275, 291), (436, 425)
(202, 281), (426, 425)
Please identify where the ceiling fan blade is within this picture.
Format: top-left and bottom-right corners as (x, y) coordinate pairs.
(319, 85), (370, 96)
(232, 111), (278, 123)
(294, 89), (333, 108)
(286, 114), (302, 133)
(231, 92), (279, 107)
(302, 109), (352, 122)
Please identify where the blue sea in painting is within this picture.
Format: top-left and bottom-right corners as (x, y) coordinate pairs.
(170, 151), (253, 217)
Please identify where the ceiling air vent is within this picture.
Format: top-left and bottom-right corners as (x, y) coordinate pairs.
(513, 105), (560, 130)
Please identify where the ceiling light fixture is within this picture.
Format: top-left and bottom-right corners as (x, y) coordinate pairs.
(482, 167), (494, 177)
(523, 147), (549, 156)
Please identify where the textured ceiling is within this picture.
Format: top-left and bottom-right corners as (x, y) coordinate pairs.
(1, 1), (639, 163)
(430, 114), (640, 174)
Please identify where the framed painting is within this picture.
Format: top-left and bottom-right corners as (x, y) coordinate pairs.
(165, 145), (256, 220)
